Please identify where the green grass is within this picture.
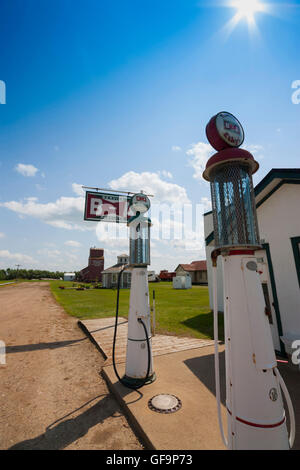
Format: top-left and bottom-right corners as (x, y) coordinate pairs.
(0, 279), (49, 284)
(49, 281), (224, 341)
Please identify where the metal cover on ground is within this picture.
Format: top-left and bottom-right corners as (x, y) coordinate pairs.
(148, 394), (182, 414)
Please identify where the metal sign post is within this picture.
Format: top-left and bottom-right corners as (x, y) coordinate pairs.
(203, 112), (295, 450)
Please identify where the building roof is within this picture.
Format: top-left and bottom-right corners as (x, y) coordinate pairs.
(205, 168), (300, 246)
(176, 261), (207, 272)
(255, 168), (300, 208)
(102, 263), (132, 274)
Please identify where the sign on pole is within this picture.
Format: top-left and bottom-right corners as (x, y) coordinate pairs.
(84, 191), (134, 223)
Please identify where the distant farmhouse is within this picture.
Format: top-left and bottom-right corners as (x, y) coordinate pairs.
(64, 272), (75, 281)
(102, 254), (132, 289)
(175, 261), (208, 285)
(79, 248), (104, 282)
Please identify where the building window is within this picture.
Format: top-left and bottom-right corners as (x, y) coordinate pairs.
(262, 283), (273, 325)
(291, 237), (300, 288)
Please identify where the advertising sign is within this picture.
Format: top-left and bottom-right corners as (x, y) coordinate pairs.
(206, 111), (245, 151)
(84, 191), (134, 223)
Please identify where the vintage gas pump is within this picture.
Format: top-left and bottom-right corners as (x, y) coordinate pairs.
(203, 112), (295, 450)
(83, 186), (155, 389)
(122, 193), (156, 387)
(112, 193), (156, 389)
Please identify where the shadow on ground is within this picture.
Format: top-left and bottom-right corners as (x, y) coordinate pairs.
(9, 394), (122, 450)
(5, 338), (87, 354)
(184, 350), (226, 407)
(181, 312), (224, 341)
(185, 351), (300, 450)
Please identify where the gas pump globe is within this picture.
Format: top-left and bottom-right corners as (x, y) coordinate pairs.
(203, 112), (295, 450)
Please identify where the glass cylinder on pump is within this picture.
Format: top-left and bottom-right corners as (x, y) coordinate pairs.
(129, 215), (151, 266)
(209, 161), (260, 249)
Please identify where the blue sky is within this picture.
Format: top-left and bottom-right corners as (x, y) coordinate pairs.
(0, 0), (300, 273)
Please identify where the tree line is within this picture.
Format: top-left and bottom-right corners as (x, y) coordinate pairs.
(0, 268), (65, 280)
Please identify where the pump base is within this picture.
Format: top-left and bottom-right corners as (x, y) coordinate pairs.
(122, 372), (156, 388)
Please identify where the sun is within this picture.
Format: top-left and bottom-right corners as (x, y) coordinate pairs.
(220, 0), (270, 37)
(231, 0), (267, 24)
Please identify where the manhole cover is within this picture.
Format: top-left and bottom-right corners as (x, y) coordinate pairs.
(148, 394), (182, 414)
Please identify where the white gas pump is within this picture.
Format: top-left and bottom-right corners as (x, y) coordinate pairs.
(82, 186), (155, 389)
(113, 193), (156, 389)
(203, 112), (295, 450)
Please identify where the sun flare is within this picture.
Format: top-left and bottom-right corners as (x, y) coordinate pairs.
(221, 0), (270, 38)
(231, 0), (267, 24)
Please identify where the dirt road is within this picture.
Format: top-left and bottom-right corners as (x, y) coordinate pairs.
(0, 282), (143, 450)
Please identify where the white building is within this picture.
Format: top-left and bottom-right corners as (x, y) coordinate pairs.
(204, 168), (300, 357)
(64, 272), (76, 281)
(101, 254), (132, 289)
(148, 271), (157, 282)
(173, 274), (192, 290)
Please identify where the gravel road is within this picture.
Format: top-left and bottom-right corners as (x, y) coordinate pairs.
(0, 282), (143, 450)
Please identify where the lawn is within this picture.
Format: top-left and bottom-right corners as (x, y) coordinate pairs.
(0, 280), (18, 284)
(49, 281), (224, 341)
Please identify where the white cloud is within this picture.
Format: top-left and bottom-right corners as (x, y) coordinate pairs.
(159, 170), (173, 179)
(37, 249), (61, 258)
(15, 163), (39, 177)
(0, 232), (5, 238)
(25, 197), (38, 202)
(243, 144), (264, 160)
(200, 197), (212, 212)
(72, 183), (85, 196)
(0, 250), (36, 264)
(65, 252), (79, 261)
(186, 142), (214, 181)
(172, 145), (182, 152)
(0, 195), (89, 231)
(64, 240), (81, 248)
(108, 171), (190, 204)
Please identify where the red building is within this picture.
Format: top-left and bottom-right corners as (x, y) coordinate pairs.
(159, 270), (176, 281)
(79, 248), (104, 282)
(175, 260), (208, 285)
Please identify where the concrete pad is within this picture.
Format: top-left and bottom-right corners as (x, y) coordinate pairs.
(78, 317), (215, 366)
(102, 345), (227, 450)
(79, 317), (300, 450)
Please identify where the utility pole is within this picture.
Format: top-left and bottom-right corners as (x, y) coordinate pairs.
(15, 264), (21, 280)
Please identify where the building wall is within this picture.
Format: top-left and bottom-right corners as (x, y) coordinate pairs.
(80, 248), (104, 282)
(175, 266), (208, 284)
(257, 184), (300, 338)
(175, 267), (189, 277)
(205, 184), (300, 347)
(102, 271), (131, 288)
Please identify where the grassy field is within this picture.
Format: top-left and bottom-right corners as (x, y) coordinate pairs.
(0, 279), (49, 284)
(50, 281), (224, 340)
(0, 280), (19, 284)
